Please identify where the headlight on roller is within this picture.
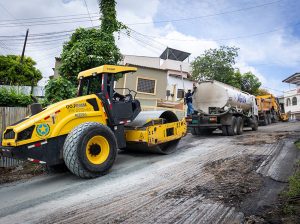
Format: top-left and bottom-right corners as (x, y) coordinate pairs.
(17, 125), (35, 141)
(4, 129), (15, 139)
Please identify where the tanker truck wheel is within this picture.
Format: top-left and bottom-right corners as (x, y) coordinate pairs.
(226, 116), (237, 136)
(191, 127), (198, 136)
(236, 117), (244, 135)
(252, 116), (258, 131)
(222, 126), (228, 136)
(63, 122), (117, 178)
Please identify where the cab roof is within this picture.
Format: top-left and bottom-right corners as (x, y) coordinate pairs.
(77, 65), (137, 79)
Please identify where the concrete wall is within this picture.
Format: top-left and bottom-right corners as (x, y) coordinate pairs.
(53, 58), (61, 79)
(122, 55), (160, 69)
(160, 59), (191, 73)
(167, 75), (194, 100)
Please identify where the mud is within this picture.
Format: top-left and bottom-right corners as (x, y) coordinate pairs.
(165, 155), (265, 207)
(0, 162), (44, 184)
(235, 131), (300, 145)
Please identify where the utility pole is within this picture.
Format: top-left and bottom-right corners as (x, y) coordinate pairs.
(20, 29), (29, 63)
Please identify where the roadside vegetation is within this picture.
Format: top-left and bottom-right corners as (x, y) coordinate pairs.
(282, 140), (300, 217)
(0, 87), (33, 107)
(44, 0), (124, 103)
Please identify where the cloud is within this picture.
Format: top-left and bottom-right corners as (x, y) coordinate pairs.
(0, 0), (299, 95)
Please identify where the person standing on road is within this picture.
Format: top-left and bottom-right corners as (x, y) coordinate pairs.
(185, 86), (196, 116)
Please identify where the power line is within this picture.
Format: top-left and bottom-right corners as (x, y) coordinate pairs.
(0, 16), (99, 27)
(83, 0), (94, 26)
(0, 12), (99, 23)
(126, 20), (300, 42)
(127, 0), (282, 25)
(0, 2), (18, 20)
(0, 18), (100, 28)
(0, 1), (281, 28)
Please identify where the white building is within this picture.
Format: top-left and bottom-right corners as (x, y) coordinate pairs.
(282, 73), (300, 120)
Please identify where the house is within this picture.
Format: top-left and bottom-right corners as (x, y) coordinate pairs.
(51, 48), (195, 117)
(282, 72), (300, 120)
(116, 48), (194, 115)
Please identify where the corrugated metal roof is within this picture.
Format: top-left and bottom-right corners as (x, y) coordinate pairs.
(160, 47), (190, 61)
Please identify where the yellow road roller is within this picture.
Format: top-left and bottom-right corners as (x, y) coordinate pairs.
(0, 65), (186, 178)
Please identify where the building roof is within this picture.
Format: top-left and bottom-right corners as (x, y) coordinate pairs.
(282, 72), (300, 84)
(160, 47), (190, 61)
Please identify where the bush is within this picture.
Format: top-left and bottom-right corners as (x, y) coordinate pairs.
(0, 87), (33, 107)
(43, 76), (76, 106)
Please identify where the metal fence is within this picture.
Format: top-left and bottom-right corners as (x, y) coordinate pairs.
(0, 107), (30, 167)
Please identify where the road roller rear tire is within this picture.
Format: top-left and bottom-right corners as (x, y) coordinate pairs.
(63, 122), (117, 179)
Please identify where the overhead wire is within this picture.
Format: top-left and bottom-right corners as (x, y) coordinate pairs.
(83, 0), (94, 26)
(126, 0), (282, 25)
(0, 12), (99, 23)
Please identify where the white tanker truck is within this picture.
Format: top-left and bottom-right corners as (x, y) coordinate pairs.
(186, 80), (259, 136)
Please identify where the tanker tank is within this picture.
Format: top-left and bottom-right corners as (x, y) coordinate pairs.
(192, 80), (256, 114)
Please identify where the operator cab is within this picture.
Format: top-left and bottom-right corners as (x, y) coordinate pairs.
(77, 65), (141, 126)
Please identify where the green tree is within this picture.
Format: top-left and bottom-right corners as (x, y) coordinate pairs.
(44, 77), (76, 105)
(0, 55), (42, 86)
(59, 0), (123, 85)
(192, 46), (262, 94)
(240, 71), (261, 95)
(191, 46), (239, 86)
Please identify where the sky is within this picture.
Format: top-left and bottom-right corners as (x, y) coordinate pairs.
(0, 0), (299, 96)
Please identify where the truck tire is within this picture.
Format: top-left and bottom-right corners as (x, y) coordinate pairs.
(222, 126), (228, 136)
(191, 127), (199, 136)
(273, 114), (279, 123)
(227, 116), (237, 136)
(267, 114), (272, 124)
(262, 115), (268, 126)
(236, 117), (244, 135)
(63, 122), (117, 179)
(252, 116), (258, 131)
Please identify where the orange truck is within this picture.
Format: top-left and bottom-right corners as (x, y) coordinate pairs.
(256, 94), (288, 125)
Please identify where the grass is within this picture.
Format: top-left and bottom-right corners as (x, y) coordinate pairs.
(282, 140), (300, 216)
(295, 140), (300, 150)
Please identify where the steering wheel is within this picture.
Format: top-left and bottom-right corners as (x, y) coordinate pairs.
(124, 94), (133, 102)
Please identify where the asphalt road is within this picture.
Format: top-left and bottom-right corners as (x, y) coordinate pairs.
(0, 122), (299, 224)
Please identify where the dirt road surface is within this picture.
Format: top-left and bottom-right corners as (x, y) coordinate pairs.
(0, 122), (299, 224)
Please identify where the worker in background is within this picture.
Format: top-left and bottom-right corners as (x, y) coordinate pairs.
(185, 85), (196, 116)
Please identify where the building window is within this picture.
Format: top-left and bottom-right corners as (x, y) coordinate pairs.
(137, 77), (156, 94)
(286, 98), (291, 106)
(177, 89), (184, 98)
(292, 97), (297, 105)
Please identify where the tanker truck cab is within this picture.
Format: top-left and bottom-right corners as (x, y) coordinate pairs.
(186, 80), (259, 136)
(0, 65), (187, 178)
